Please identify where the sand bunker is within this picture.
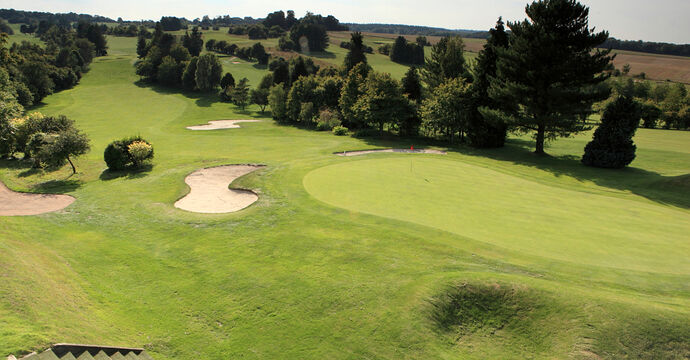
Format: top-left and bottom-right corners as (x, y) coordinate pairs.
(0, 181), (75, 216)
(186, 120), (261, 130)
(336, 149), (447, 157)
(174, 165), (264, 214)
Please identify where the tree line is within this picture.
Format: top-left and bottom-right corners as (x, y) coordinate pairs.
(599, 38), (690, 58)
(262, 0), (644, 169)
(0, 9), (114, 26)
(0, 21), (106, 107)
(345, 23), (489, 38)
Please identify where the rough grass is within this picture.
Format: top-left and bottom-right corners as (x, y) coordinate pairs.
(0, 31), (688, 360)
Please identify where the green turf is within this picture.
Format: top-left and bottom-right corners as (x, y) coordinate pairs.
(0, 32), (689, 360)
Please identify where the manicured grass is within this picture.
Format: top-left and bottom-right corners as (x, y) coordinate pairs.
(1, 34), (689, 360)
(303, 157), (689, 273)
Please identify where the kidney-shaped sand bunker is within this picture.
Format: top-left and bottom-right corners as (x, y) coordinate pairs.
(0, 181), (75, 216)
(186, 120), (260, 130)
(174, 165), (264, 214)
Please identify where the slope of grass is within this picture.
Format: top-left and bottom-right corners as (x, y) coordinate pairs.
(0, 36), (688, 360)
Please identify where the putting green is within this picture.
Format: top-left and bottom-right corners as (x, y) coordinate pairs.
(303, 157), (690, 274)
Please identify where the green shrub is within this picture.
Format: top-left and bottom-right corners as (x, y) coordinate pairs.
(316, 109), (341, 131)
(104, 136), (154, 170)
(582, 96), (640, 169)
(332, 125), (348, 136)
(104, 141), (129, 170)
(298, 102), (317, 124)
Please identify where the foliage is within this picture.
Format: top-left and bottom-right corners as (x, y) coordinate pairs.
(181, 27), (203, 57)
(344, 32), (368, 71)
(231, 78), (250, 109)
(250, 42), (269, 65)
(389, 36), (424, 65)
(247, 24), (268, 40)
(268, 85), (288, 122)
(332, 125), (348, 135)
(182, 57), (198, 91)
(421, 78), (473, 143)
(483, 0), (613, 154)
(339, 63), (369, 129)
(127, 140), (154, 167)
(287, 76), (321, 122)
(33, 127), (90, 173)
(582, 96), (641, 168)
(316, 109), (342, 131)
(220, 72), (235, 89)
(354, 72), (411, 133)
(194, 54), (222, 91)
(104, 136), (154, 170)
(250, 87), (270, 112)
(467, 18), (509, 148)
(290, 22), (329, 52)
(421, 36), (469, 90)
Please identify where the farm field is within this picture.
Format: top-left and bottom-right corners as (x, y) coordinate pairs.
(1, 26), (690, 360)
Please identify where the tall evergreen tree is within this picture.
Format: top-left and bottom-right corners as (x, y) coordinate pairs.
(467, 18), (509, 148)
(344, 32), (367, 71)
(400, 67), (423, 136)
(136, 35), (147, 58)
(483, 0), (613, 154)
(401, 67), (422, 103)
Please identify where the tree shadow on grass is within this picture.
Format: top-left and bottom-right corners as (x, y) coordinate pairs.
(0, 159), (84, 194)
(355, 135), (690, 209)
(134, 80), (219, 108)
(31, 179), (82, 193)
(99, 164), (154, 181)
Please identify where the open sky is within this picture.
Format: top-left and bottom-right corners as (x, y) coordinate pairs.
(7, 0), (690, 44)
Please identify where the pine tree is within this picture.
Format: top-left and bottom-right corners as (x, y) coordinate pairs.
(231, 78), (250, 109)
(467, 18), (509, 148)
(421, 36), (469, 90)
(136, 36), (147, 59)
(484, 0), (613, 154)
(400, 67), (422, 136)
(344, 32), (367, 71)
(401, 67), (422, 103)
(582, 96), (640, 168)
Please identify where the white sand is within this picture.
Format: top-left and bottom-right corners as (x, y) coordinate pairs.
(0, 181), (75, 216)
(174, 165), (264, 214)
(186, 120), (261, 130)
(336, 149), (447, 157)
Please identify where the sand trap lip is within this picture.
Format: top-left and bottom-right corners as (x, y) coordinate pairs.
(0, 181), (75, 216)
(174, 165), (264, 214)
(335, 149), (447, 157)
(186, 120), (261, 130)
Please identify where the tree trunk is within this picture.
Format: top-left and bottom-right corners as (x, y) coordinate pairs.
(379, 122), (384, 136)
(67, 155), (76, 174)
(535, 124), (545, 154)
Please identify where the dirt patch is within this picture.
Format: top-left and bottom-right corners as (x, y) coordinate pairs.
(336, 149), (447, 156)
(186, 120), (261, 130)
(0, 181), (75, 216)
(174, 165), (264, 214)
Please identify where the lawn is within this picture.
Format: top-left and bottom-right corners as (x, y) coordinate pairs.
(0, 31), (689, 360)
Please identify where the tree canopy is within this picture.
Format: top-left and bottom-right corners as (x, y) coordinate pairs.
(482, 0), (613, 154)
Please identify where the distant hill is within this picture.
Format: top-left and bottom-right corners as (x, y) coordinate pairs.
(345, 23), (489, 39)
(0, 8), (114, 24)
